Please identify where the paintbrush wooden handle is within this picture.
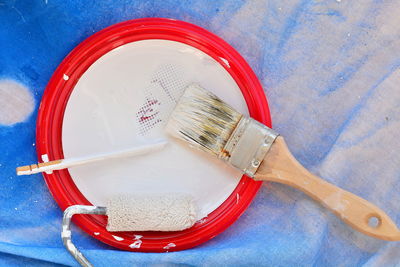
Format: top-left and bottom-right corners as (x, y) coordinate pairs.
(254, 136), (400, 241)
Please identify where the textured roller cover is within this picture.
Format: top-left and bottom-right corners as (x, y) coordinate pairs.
(106, 194), (197, 232)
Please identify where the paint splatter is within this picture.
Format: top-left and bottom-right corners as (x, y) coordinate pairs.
(197, 218), (207, 224)
(128, 234), (143, 248)
(219, 57), (230, 68)
(129, 240), (142, 249)
(41, 154), (49, 162)
(163, 243), (176, 250)
(112, 235), (124, 241)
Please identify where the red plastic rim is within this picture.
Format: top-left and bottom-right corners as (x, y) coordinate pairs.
(36, 18), (272, 252)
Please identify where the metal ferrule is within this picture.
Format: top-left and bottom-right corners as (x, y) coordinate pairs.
(219, 117), (279, 178)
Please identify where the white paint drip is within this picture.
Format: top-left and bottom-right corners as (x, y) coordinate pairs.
(94, 232), (100, 236)
(112, 235), (124, 241)
(163, 243), (176, 250)
(63, 74), (69, 81)
(41, 153), (53, 174)
(41, 154), (49, 162)
(129, 240), (142, 249)
(128, 234), (143, 248)
(219, 57), (230, 68)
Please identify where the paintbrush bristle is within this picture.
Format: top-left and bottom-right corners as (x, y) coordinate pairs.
(166, 84), (242, 156)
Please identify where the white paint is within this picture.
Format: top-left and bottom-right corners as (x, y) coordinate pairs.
(94, 232), (100, 236)
(219, 57), (230, 68)
(41, 154), (49, 162)
(197, 218), (207, 224)
(163, 243), (176, 250)
(62, 40), (248, 220)
(0, 79), (34, 125)
(63, 74), (69, 81)
(40, 154), (53, 174)
(112, 235), (124, 241)
(129, 240), (142, 249)
(134, 235), (143, 240)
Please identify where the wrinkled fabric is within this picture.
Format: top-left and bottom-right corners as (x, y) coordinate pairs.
(0, 0), (399, 266)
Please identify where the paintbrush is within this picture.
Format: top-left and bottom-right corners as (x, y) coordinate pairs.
(16, 140), (167, 175)
(166, 84), (400, 241)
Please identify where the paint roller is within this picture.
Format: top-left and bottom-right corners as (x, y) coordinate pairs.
(63, 193), (196, 267)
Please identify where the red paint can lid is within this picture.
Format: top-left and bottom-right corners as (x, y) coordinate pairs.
(36, 18), (272, 252)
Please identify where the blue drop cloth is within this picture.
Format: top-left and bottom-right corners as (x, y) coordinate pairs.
(0, 0), (399, 266)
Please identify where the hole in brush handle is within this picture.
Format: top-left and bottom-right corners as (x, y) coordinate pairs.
(366, 214), (382, 228)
